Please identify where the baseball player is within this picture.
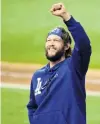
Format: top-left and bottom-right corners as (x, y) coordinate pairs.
(27, 3), (91, 124)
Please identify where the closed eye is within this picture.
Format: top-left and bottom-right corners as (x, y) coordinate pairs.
(46, 39), (61, 42)
(54, 39), (59, 41)
(47, 39), (51, 42)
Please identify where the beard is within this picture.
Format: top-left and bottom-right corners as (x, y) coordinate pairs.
(45, 46), (65, 62)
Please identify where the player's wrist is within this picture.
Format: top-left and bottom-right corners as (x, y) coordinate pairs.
(61, 12), (71, 21)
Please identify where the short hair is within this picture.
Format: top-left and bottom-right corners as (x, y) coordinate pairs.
(57, 27), (72, 58)
(57, 27), (72, 44)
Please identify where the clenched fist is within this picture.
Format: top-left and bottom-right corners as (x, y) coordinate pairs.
(50, 3), (71, 21)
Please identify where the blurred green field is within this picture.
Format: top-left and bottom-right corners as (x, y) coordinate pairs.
(1, 0), (100, 68)
(1, 88), (100, 124)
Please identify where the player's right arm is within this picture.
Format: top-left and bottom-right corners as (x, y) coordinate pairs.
(27, 77), (38, 124)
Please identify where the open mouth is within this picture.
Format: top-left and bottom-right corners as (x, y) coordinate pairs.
(49, 48), (56, 51)
(48, 47), (56, 51)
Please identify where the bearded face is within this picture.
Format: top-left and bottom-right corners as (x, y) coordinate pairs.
(45, 35), (65, 62)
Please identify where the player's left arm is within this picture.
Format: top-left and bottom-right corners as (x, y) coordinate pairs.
(64, 16), (92, 77)
(50, 3), (92, 77)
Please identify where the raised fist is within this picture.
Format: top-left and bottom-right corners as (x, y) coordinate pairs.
(50, 3), (71, 21)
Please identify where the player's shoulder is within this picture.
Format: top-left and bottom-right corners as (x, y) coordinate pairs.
(32, 65), (47, 78)
(35, 65), (47, 74)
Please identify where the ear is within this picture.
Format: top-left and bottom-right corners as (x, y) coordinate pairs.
(64, 43), (71, 51)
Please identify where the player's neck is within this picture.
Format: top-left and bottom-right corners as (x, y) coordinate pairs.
(49, 56), (65, 68)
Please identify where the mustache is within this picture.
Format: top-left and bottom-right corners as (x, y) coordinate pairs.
(47, 46), (57, 50)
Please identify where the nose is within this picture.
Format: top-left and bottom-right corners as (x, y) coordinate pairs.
(49, 40), (55, 45)
(46, 40), (55, 49)
(50, 41), (54, 46)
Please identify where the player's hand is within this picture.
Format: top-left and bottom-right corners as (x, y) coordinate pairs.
(50, 3), (71, 21)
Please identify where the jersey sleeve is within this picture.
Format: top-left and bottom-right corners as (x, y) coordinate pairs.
(27, 76), (38, 124)
(64, 16), (92, 77)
